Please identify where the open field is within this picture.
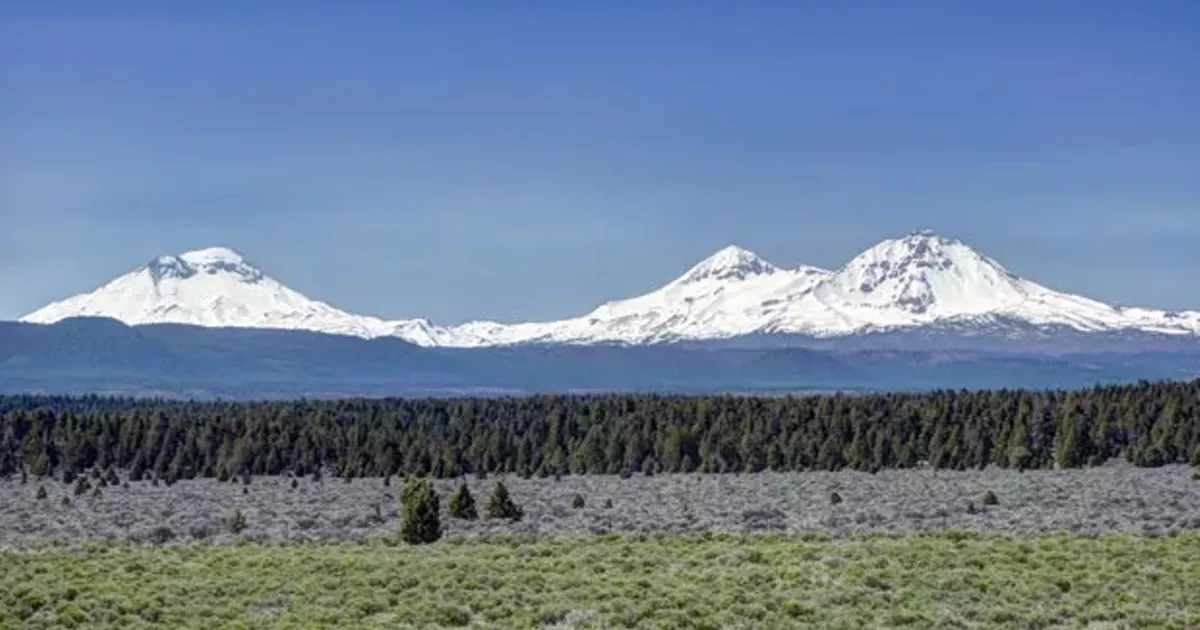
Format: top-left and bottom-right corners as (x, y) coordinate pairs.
(1, 463), (1198, 546)
(2, 532), (1198, 629)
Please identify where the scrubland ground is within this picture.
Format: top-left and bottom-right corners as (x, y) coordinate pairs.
(2, 465), (1198, 629)
(1, 463), (1197, 546)
(2, 532), (1199, 629)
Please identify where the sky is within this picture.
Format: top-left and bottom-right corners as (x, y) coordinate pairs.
(2, 1), (1199, 323)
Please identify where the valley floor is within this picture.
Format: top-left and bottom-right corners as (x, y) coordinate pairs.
(3, 532), (1198, 629)
(1, 463), (1198, 546)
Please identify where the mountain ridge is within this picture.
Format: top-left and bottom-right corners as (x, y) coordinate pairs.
(20, 231), (1200, 348)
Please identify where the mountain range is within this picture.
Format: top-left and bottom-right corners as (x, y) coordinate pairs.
(20, 231), (1200, 350)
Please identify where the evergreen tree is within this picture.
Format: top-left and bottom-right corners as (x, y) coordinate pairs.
(485, 480), (523, 521)
(448, 484), (478, 520)
(399, 477), (442, 544)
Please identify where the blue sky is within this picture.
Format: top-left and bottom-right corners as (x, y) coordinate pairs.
(3, 2), (1199, 323)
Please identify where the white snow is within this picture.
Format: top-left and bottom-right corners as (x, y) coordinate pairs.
(20, 234), (1200, 347)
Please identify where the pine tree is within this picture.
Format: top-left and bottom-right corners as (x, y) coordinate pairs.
(571, 493), (585, 509)
(448, 484), (477, 520)
(399, 477), (442, 544)
(485, 480), (523, 521)
(36, 485), (47, 500)
(226, 508), (247, 534)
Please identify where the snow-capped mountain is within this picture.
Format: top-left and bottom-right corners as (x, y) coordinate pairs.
(20, 247), (486, 347)
(20, 233), (1200, 348)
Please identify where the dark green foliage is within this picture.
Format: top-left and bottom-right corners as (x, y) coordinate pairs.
(572, 493), (585, 509)
(74, 477), (90, 496)
(291, 478), (299, 490)
(981, 490), (999, 506)
(448, 484), (477, 520)
(35, 485), (47, 500)
(226, 509), (247, 534)
(90, 485), (102, 498)
(967, 502), (978, 515)
(604, 498), (613, 509)
(2, 381), (1200, 482)
(485, 481), (523, 521)
(830, 492), (843, 506)
(399, 477), (442, 544)
(60, 495), (70, 507)
(1192, 471), (1200, 481)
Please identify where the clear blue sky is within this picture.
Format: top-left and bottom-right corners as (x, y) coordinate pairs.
(3, 1), (1198, 323)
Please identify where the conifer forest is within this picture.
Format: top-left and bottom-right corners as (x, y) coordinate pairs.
(3, 380), (1199, 483)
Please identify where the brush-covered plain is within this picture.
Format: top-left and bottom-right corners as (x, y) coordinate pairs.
(2, 532), (1198, 629)
(2, 464), (1198, 546)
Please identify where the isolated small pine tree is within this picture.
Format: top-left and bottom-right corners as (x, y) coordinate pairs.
(36, 485), (47, 500)
(485, 481), (523, 521)
(966, 501), (978, 515)
(290, 478), (299, 490)
(830, 492), (843, 506)
(571, 493), (585, 509)
(60, 495), (71, 507)
(105, 467), (120, 486)
(216, 468), (230, 483)
(226, 509), (247, 534)
(399, 477), (442, 544)
(981, 490), (999, 506)
(74, 477), (91, 496)
(604, 498), (613, 509)
(311, 468), (323, 484)
(383, 474), (391, 487)
(448, 484), (478, 520)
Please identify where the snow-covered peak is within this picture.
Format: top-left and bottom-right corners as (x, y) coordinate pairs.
(179, 246), (247, 266)
(674, 245), (778, 285)
(815, 231), (1027, 316)
(145, 246), (263, 284)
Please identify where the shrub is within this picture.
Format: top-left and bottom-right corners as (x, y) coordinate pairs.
(830, 492), (843, 506)
(147, 526), (175, 544)
(1192, 471), (1199, 481)
(383, 475), (391, 487)
(604, 498), (613, 509)
(399, 477), (442, 544)
(572, 494), (585, 509)
(967, 502), (978, 515)
(62, 469), (76, 484)
(475, 469), (487, 480)
(74, 477), (91, 496)
(105, 467), (120, 486)
(485, 481), (523, 521)
(448, 484), (478, 520)
(226, 509), (247, 534)
(189, 525), (213, 541)
(36, 485), (47, 500)
(60, 496), (71, 507)
(981, 490), (1000, 506)
(90, 486), (102, 498)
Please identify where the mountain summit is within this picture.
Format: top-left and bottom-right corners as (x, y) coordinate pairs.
(21, 233), (1200, 347)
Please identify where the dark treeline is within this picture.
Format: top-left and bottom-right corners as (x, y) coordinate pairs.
(1, 381), (1199, 482)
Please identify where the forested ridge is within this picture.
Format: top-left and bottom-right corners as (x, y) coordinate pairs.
(2, 380), (1199, 481)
